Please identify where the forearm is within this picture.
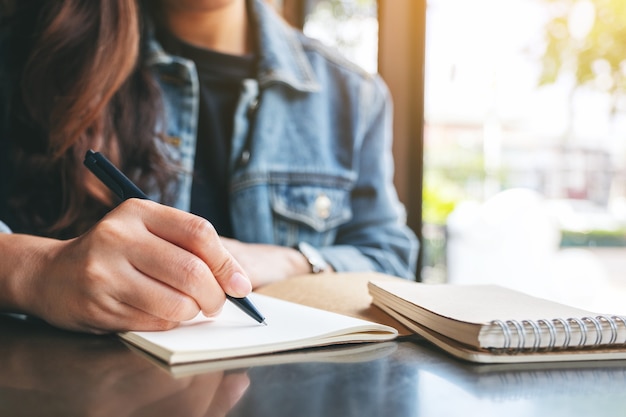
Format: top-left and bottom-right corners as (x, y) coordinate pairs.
(0, 232), (58, 314)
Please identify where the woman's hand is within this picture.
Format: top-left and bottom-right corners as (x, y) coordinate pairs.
(220, 237), (324, 288)
(0, 199), (251, 333)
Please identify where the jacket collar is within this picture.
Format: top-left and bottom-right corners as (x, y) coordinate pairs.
(143, 0), (320, 93)
(249, 0), (319, 92)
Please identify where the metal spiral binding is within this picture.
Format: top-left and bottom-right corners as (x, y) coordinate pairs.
(492, 320), (512, 349)
(600, 315), (618, 344)
(612, 316), (626, 343)
(554, 318), (571, 348)
(569, 317), (587, 347)
(489, 315), (626, 352)
(538, 319), (556, 350)
(525, 319), (542, 351)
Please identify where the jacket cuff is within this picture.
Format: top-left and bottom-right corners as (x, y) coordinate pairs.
(318, 245), (378, 273)
(0, 220), (12, 233)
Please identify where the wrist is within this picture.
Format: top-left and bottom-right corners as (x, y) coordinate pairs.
(0, 234), (58, 315)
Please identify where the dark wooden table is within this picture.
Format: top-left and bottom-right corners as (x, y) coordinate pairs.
(2, 314), (625, 417)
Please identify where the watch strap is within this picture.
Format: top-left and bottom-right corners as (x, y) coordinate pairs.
(295, 241), (329, 274)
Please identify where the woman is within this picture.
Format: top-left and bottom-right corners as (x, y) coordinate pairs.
(0, 0), (418, 333)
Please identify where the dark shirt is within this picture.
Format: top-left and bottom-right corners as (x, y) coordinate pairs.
(157, 30), (256, 237)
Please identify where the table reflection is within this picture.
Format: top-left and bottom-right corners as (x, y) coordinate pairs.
(3, 314), (626, 417)
(0, 315), (248, 417)
(233, 356), (420, 417)
(411, 343), (626, 416)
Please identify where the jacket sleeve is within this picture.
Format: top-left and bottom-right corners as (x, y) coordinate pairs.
(0, 221), (11, 233)
(319, 75), (419, 280)
(0, 22), (13, 236)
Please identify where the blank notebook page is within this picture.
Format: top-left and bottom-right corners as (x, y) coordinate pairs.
(121, 293), (397, 364)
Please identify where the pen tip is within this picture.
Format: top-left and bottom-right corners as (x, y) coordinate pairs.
(262, 320), (268, 326)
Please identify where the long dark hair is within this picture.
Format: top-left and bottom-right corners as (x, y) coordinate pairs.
(3, 0), (173, 238)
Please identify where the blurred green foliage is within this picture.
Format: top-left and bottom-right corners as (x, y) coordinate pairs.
(422, 146), (509, 224)
(422, 173), (461, 225)
(561, 228), (626, 246)
(540, 0), (626, 115)
(422, 150), (486, 224)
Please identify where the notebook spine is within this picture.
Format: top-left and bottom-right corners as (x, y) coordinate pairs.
(490, 315), (626, 352)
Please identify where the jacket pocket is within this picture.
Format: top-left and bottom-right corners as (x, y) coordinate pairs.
(269, 173), (354, 246)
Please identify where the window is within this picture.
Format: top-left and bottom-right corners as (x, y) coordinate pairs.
(423, 0), (626, 313)
(303, 0), (379, 74)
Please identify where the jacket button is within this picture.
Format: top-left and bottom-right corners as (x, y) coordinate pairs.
(248, 97), (259, 115)
(239, 150), (251, 165)
(315, 194), (332, 219)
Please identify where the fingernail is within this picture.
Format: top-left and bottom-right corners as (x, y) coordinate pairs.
(230, 272), (252, 296)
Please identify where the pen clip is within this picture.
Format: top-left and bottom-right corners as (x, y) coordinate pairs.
(83, 150), (147, 200)
(84, 150), (125, 199)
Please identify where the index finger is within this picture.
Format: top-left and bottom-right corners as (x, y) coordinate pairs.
(131, 200), (252, 297)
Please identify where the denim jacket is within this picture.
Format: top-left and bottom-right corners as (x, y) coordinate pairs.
(0, 0), (418, 279)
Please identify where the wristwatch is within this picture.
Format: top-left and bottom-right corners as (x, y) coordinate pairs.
(296, 241), (329, 274)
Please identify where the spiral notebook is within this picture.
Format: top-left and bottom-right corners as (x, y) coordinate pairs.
(368, 279), (626, 364)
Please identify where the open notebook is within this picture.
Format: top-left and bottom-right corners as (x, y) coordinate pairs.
(120, 293), (397, 365)
(368, 279), (626, 364)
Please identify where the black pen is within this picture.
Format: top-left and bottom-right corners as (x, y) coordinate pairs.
(83, 149), (266, 325)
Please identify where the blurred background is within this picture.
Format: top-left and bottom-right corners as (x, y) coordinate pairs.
(275, 0), (626, 313)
